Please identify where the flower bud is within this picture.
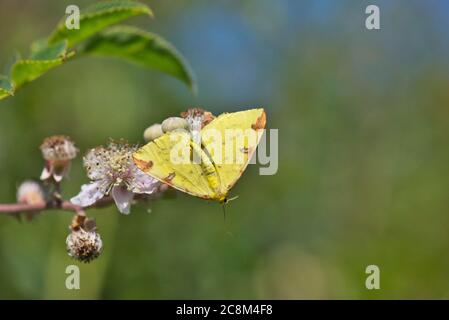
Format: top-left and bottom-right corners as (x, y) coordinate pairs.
(143, 123), (164, 142)
(66, 228), (103, 263)
(17, 180), (46, 205)
(161, 117), (188, 133)
(16, 180), (46, 221)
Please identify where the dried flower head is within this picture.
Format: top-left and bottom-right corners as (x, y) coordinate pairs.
(181, 108), (215, 132)
(66, 228), (103, 263)
(40, 135), (78, 182)
(40, 135), (78, 161)
(71, 140), (161, 214)
(66, 212), (102, 263)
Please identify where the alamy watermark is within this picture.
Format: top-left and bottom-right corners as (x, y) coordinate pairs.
(365, 265), (380, 290)
(65, 265), (80, 290)
(65, 5), (80, 30)
(168, 128), (278, 176)
(365, 5), (380, 30)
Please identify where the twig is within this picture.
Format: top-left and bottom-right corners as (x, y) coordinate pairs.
(0, 196), (115, 214)
(0, 193), (159, 215)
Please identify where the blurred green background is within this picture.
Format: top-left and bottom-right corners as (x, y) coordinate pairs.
(1, 0), (449, 299)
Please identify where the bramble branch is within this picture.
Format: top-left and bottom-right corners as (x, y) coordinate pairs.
(0, 134), (167, 263)
(0, 196), (115, 214)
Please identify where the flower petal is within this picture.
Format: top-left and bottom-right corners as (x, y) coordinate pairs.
(112, 186), (134, 214)
(83, 147), (108, 180)
(71, 181), (107, 207)
(40, 166), (52, 181)
(53, 163), (70, 182)
(130, 165), (160, 194)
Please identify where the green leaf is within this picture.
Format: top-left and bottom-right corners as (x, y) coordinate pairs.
(3, 51), (21, 76)
(48, 0), (153, 48)
(80, 25), (196, 91)
(30, 39), (68, 60)
(0, 2), (195, 102)
(11, 40), (74, 89)
(0, 76), (13, 100)
(11, 60), (63, 89)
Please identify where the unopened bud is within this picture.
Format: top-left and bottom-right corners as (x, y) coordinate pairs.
(16, 180), (46, 221)
(161, 117), (188, 133)
(143, 123), (164, 142)
(17, 180), (45, 205)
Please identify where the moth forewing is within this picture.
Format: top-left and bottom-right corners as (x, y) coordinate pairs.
(222, 128), (259, 165)
(169, 130), (191, 165)
(249, 129), (265, 165)
(200, 127), (223, 165)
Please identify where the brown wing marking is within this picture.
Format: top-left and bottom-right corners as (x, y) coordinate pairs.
(134, 158), (153, 172)
(251, 111), (266, 130)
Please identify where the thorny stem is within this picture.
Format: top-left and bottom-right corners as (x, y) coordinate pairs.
(0, 194), (154, 215)
(0, 150), (165, 216)
(0, 175), (115, 215)
(0, 196), (115, 214)
(53, 180), (62, 207)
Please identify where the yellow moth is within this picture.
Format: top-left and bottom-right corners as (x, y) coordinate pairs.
(133, 108), (266, 204)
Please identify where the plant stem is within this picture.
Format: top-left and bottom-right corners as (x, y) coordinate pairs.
(0, 196), (115, 214)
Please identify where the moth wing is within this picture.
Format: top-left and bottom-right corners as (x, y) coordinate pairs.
(133, 130), (216, 200)
(200, 108), (266, 194)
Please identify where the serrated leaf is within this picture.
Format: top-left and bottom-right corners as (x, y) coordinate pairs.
(30, 40), (68, 60)
(0, 2), (196, 102)
(0, 76), (13, 100)
(48, 0), (153, 48)
(11, 40), (73, 89)
(3, 51), (21, 76)
(11, 60), (64, 89)
(81, 25), (196, 91)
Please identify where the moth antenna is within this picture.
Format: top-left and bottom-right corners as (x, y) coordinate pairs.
(222, 203), (226, 222)
(221, 200), (234, 237)
(227, 195), (239, 202)
(221, 195), (240, 221)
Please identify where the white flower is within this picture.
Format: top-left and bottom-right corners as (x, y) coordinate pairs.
(70, 141), (160, 214)
(40, 135), (78, 182)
